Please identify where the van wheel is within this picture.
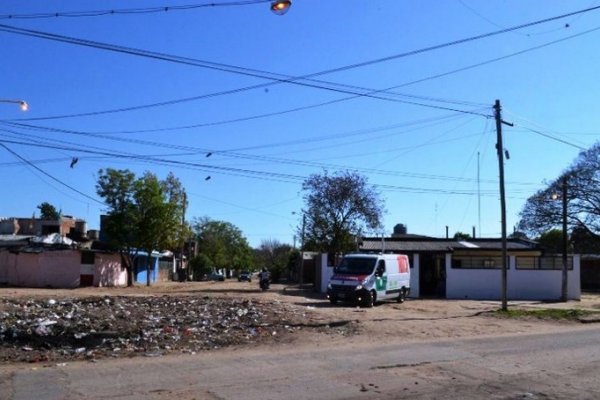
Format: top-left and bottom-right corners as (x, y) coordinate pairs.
(363, 291), (375, 308)
(397, 288), (406, 303)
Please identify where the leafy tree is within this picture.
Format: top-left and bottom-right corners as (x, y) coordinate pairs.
(254, 239), (293, 282)
(97, 169), (137, 286)
(300, 171), (384, 261)
(161, 172), (190, 251)
(571, 224), (600, 254)
(96, 168), (186, 286)
(518, 142), (600, 244)
(536, 229), (564, 253)
(37, 202), (61, 220)
(189, 253), (212, 281)
(453, 232), (472, 240)
(134, 172), (182, 286)
(192, 217), (254, 275)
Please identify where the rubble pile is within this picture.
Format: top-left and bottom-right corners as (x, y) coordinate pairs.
(0, 296), (349, 363)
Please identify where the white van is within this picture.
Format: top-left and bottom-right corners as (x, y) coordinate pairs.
(327, 253), (410, 307)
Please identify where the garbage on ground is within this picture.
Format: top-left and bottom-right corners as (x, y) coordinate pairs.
(0, 295), (355, 363)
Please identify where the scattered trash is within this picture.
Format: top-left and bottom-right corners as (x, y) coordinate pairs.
(0, 295), (354, 363)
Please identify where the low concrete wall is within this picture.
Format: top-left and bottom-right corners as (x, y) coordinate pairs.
(446, 255), (581, 301)
(0, 250), (127, 288)
(94, 253), (127, 287)
(0, 250), (80, 288)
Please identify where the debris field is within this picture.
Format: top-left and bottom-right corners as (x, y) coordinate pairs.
(0, 295), (355, 364)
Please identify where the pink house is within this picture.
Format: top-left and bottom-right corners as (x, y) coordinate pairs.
(0, 248), (126, 288)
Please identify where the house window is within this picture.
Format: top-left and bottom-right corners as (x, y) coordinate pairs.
(81, 251), (95, 265)
(516, 256), (573, 270)
(451, 256), (504, 269)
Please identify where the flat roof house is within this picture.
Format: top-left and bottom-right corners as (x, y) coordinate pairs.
(359, 236), (580, 301)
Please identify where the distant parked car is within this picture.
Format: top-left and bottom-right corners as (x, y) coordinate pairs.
(208, 272), (225, 281)
(238, 271), (252, 282)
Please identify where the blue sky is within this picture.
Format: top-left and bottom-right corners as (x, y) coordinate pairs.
(1, 0), (599, 247)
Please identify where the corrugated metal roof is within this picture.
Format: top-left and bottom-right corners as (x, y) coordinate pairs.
(360, 237), (539, 252)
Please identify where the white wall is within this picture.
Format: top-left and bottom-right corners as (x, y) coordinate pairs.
(446, 255), (581, 301)
(318, 254), (333, 293)
(409, 253), (419, 298)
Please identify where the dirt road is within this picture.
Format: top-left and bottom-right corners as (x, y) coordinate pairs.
(2, 281), (599, 362)
(2, 282), (600, 399)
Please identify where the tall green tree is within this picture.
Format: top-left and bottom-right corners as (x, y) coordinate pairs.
(300, 171), (384, 261)
(37, 202), (61, 220)
(254, 239), (293, 282)
(96, 168), (186, 286)
(453, 232), (472, 240)
(192, 217), (253, 276)
(518, 142), (600, 243)
(161, 172), (190, 251)
(134, 172), (182, 286)
(536, 229), (564, 253)
(97, 169), (137, 286)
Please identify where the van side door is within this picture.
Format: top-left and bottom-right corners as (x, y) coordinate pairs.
(374, 259), (387, 294)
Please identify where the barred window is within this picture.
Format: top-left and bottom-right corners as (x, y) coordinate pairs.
(81, 251), (95, 265)
(452, 256), (503, 269)
(516, 256), (573, 270)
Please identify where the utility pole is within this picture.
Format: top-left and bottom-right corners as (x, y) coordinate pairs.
(494, 100), (512, 312)
(181, 192), (187, 282)
(477, 151), (481, 237)
(300, 213), (306, 289)
(561, 177), (568, 302)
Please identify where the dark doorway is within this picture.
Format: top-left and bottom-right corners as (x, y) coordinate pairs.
(419, 253), (446, 298)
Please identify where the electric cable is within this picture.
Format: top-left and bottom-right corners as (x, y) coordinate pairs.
(0, 133), (542, 195)
(0, 115), (508, 185)
(0, 143), (105, 205)
(518, 127), (587, 150)
(0, 23), (492, 119)
(0, 1), (271, 20)
(8, 23), (600, 130)
(6, 4), (599, 123)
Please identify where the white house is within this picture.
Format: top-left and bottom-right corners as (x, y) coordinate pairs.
(354, 236), (581, 301)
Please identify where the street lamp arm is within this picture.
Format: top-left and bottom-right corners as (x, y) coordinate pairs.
(0, 99), (28, 111)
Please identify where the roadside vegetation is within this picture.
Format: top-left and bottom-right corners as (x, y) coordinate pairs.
(494, 308), (600, 321)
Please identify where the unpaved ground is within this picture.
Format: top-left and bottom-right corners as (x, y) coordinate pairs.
(2, 281), (599, 365)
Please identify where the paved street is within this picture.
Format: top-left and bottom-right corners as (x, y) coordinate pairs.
(2, 325), (599, 399)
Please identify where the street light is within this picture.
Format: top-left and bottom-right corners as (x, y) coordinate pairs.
(0, 99), (28, 111)
(270, 0), (292, 15)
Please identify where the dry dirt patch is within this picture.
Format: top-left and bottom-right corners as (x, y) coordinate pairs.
(1, 281), (596, 364)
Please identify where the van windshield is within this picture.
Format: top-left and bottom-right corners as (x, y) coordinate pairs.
(335, 257), (376, 275)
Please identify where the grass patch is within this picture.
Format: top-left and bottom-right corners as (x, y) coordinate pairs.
(493, 308), (599, 320)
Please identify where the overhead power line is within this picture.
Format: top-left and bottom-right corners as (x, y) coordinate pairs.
(4, 5), (600, 122)
(0, 1), (271, 20)
(0, 113), (502, 185)
(10, 24), (600, 132)
(518, 126), (587, 150)
(0, 23), (491, 119)
(2, 136), (511, 197)
(0, 120), (543, 189)
(0, 143), (105, 205)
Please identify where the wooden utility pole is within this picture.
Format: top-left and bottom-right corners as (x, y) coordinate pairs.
(299, 213), (306, 289)
(181, 192), (187, 281)
(561, 177), (568, 302)
(494, 100), (512, 312)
